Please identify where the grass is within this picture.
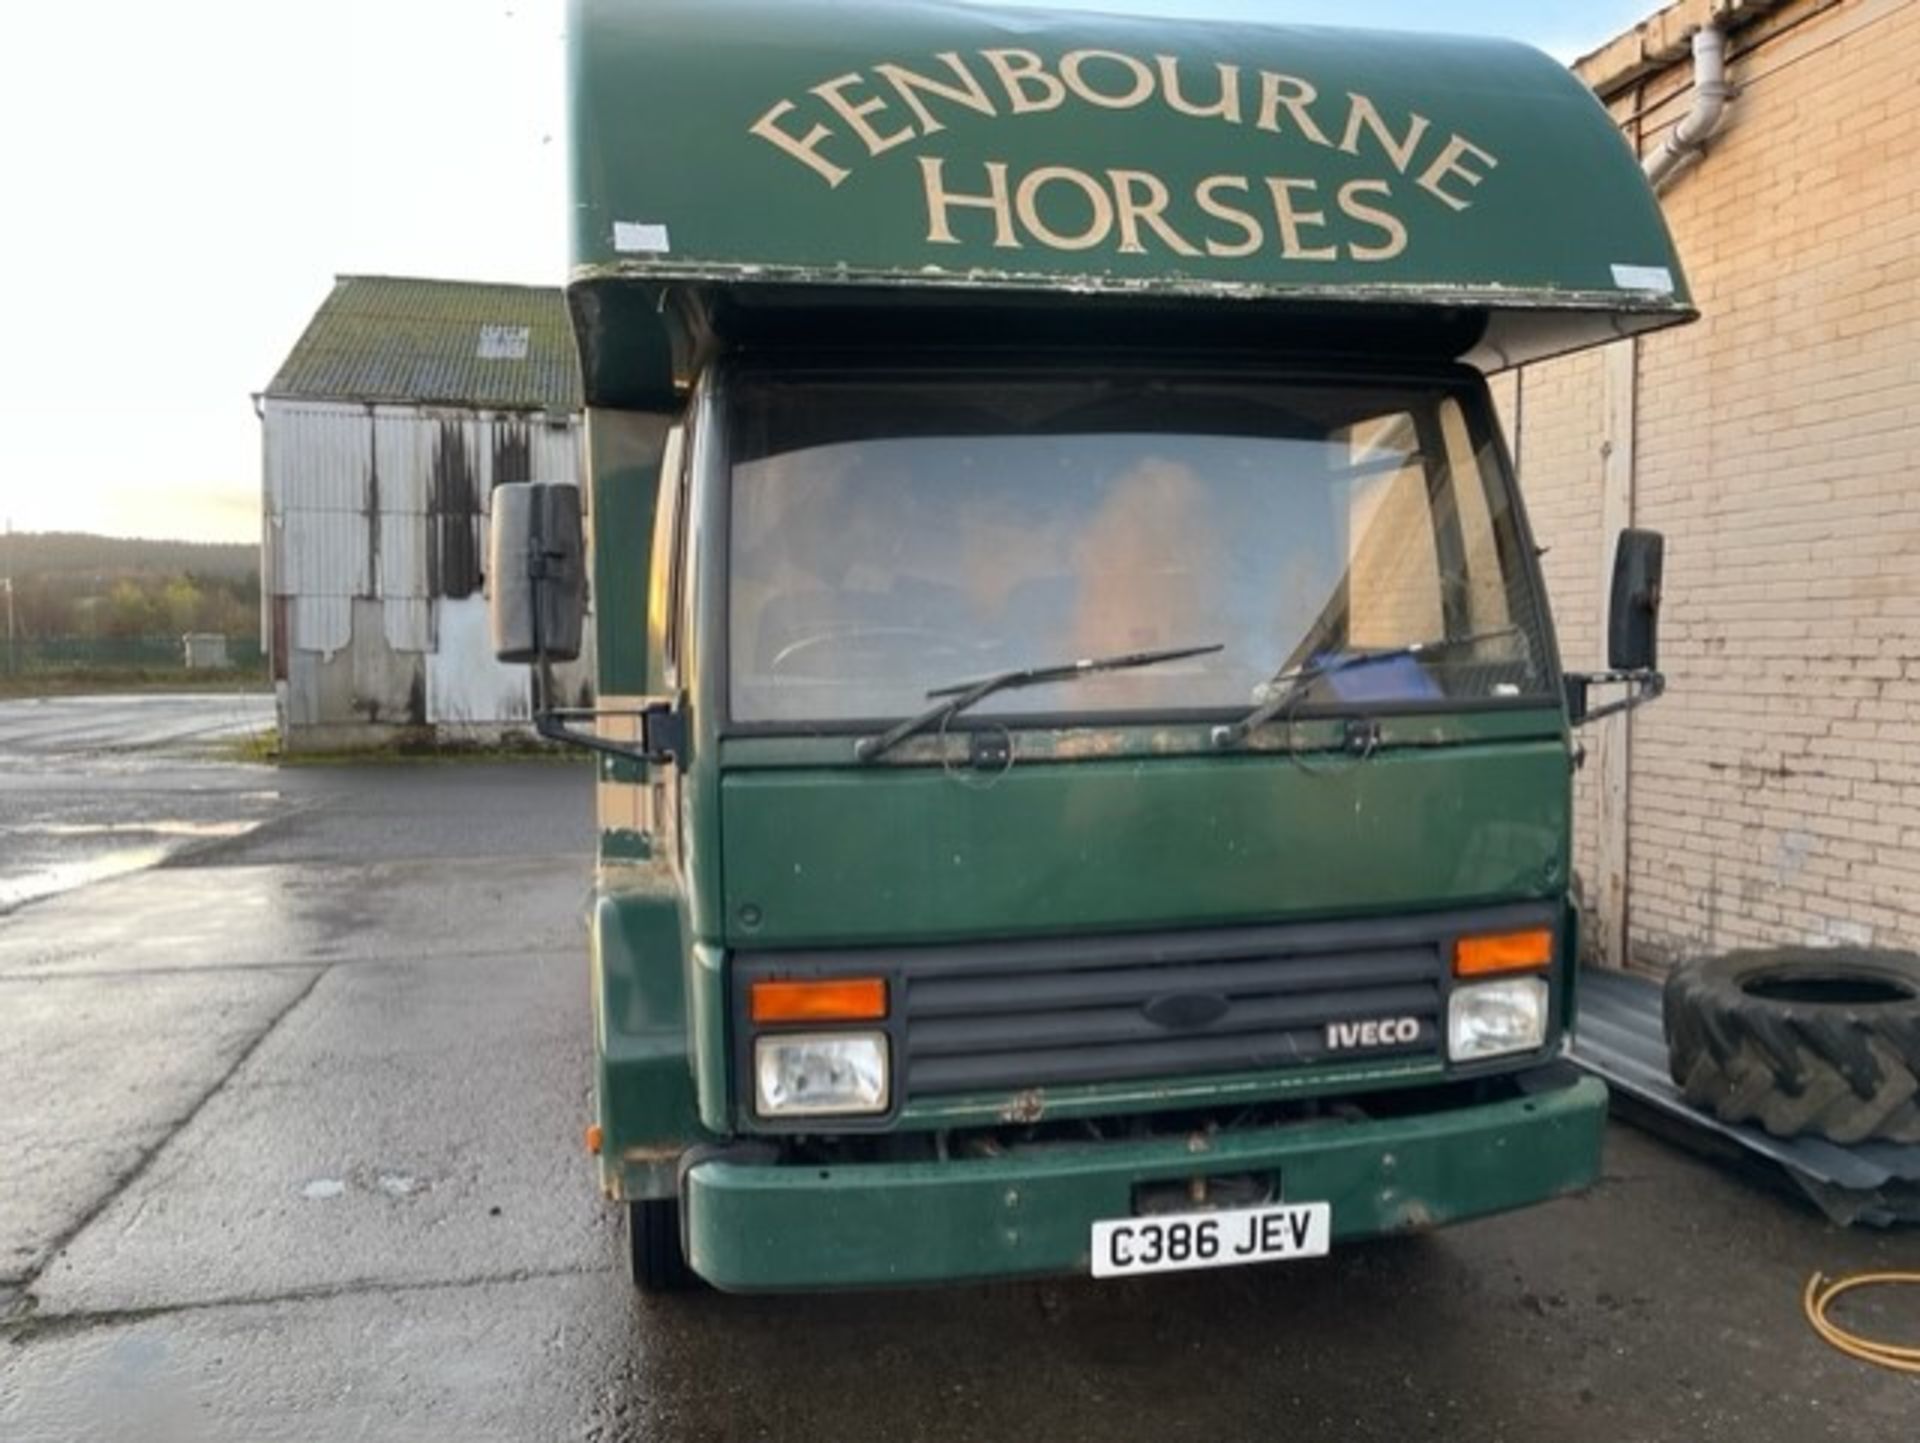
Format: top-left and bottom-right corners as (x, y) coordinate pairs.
(214, 728), (285, 764)
(0, 668), (269, 700)
(214, 727), (585, 767)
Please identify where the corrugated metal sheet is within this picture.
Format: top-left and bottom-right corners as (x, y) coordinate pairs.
(527, 422), (579, 492)
(278, 511), (369, 598)
(263, 392), (583, 733)
(290, 595), (352, 656)
(1574, 966), (1920, 1226)
(428, 414), (488, 600)
(266, 399), (372, 658)
(265, 276), (581, 412)
(428, 596), (532, 725)
(377, 509), (428, 602)
(372, 408), (435, 603)
(382, 598), (432, 653)
(263, 400), (371, 512)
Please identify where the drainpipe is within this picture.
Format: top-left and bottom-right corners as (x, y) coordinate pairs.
(1644, 23), (1732, 190)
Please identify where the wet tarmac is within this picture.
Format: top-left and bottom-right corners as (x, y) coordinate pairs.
(0, 695), (278, 912)
(1, 702), (1915, 1442)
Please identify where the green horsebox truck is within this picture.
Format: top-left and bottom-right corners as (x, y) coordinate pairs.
(488, 0), (1692, 1291)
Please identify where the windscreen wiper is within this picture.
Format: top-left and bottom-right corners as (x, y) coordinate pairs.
(1210, 626), (1519, 751)
(854, 642), (1224, 764)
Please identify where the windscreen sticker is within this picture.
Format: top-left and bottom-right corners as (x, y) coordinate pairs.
(614, 221), (673, 254)
(1611, 263), (1674, 293)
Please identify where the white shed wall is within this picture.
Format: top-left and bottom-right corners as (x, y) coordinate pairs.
(262, 398), (588, 746)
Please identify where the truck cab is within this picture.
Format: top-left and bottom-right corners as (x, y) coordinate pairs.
(498, 0), (1693, 1291)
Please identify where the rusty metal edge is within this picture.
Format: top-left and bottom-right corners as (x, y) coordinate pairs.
(568, 261), (1697, 316)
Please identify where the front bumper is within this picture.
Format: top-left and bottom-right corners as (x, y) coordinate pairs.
(683, 1070), (1607, 1291)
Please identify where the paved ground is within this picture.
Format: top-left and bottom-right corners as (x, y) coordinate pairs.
(0, 694), (278, 912)
(1, 696), (1916, 1441)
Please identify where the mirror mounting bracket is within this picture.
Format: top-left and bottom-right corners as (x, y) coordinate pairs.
(1566, 668), (1665, 726)
(533, 660), (685, 768)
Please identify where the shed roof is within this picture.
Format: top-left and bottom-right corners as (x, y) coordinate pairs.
(266, 276), (582, 411)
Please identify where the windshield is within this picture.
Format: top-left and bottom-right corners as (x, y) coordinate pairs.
(726, 373), (1550, 726)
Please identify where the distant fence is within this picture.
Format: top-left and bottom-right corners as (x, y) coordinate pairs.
(4, 635), (266, 675)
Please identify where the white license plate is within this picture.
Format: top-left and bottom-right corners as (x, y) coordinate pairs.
(1090, 1202), (1331, 1279)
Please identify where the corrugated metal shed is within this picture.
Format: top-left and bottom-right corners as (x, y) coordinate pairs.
(266, 276), (582, 412)
(260, 277), (590, 749)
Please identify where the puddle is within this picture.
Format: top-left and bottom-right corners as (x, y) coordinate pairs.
(0, 821), (261, 913)
(9, 820), (260, 840)
(300, 1174), (425, 1201)
(0, 848), (174, 914)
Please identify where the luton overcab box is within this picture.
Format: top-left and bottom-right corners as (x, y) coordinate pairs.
(500, 0), (1693, 1291)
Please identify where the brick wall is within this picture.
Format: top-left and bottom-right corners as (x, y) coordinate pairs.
(1513, 0), (1920, 966)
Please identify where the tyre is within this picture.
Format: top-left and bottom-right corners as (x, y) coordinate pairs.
(1663, 948), (1920, 1145)
(625, 1198), (700, 1292)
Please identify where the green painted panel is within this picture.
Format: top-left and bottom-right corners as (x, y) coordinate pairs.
(687, 942), (733, 1135)
(586, 409), (667, 701)
(592, 868), (712, 1197)
(718, 735), (1570, 947)
(571, 1), (1688, 307)
(684, 1074), (1607, 1289)
(587, 409), (670, 801)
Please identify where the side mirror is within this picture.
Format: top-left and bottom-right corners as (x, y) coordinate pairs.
(490, 481), (585, 663)
(1607, 528), (1664, 673)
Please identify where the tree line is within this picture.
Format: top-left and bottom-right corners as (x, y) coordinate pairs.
(5, 532), (260, 642)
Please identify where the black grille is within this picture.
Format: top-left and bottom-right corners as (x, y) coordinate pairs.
(735, 903), (1558, 1110)
(904, 935), (1444, 1096)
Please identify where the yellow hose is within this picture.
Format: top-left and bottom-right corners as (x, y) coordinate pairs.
(1803, 1272), (1920, 1374)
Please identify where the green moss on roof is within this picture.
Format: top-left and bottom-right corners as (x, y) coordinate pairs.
(266, 276), (582, 411)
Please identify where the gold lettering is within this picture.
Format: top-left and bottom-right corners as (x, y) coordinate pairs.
(874, 53), (997, 135)
(1195, 175), (1263, 258)
(981, 49), (1067, 114)
(1337, 179), (1408, 261)
(1417, 134), (1499, 212)
(1015, 166), (1115, 251)
(1255, 72), (1331, 146)
(1264, 177), (1337, 260)
(1060, 49), (1156, 110)
(1108, 169), (1201, 256)
(748, 98), (850, 188)
(811, 72), (915, 158)
(1337, 94), (1431, 174)
(1155, 55), (1242, 123)
(920, 157), (1020, 247)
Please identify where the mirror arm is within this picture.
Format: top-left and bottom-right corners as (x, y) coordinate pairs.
(531, 659), (685, 766)
(1568, 668), (1665, 726)
(532, 710), (663, 766)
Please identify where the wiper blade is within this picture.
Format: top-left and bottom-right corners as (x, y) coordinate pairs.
(1210, 626), (1519, 751)
(854, 642), (1223, 764)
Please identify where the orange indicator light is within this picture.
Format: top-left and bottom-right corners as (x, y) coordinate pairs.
(1454, 928), (1554, 977)
(750, 977), (889, 1024)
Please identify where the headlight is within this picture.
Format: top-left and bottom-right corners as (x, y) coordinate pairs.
(754, 1031), (889, 1117)
(1448, 977), (1550, 1062)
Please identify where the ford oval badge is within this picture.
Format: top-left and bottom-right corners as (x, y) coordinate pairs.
(1142, 991), (1231, 1031)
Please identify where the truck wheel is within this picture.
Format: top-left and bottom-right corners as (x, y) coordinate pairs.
(626, 1198), (699, 1292)
(1663, 948), (1920, 1144)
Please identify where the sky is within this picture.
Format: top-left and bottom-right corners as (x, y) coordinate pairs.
(0, 0), (1650, 545)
